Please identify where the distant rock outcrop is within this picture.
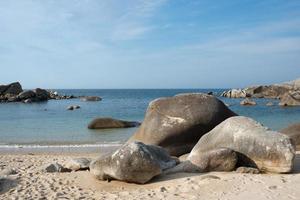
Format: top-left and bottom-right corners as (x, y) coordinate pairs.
(0, 82), (77, 103)
(221, 78), (300, 105)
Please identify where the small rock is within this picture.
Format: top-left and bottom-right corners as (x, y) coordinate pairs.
(240, 98), (257, 106)
(80, 96), (102, 102)
(0, 168), (17, 176)
(160, 186), (167, 192)
(236, 167), (260, 174)
(43, 163), (71, 173)
(266, 102), (274, 106)
(67, 106), (74, 110)
(65, 158), (91, 171)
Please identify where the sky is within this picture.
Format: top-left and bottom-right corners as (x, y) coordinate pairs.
(0, 0), (300, 89)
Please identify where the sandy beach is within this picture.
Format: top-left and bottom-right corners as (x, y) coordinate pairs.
(0, 151), (299, 200)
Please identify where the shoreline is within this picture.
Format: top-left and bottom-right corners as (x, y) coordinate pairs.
(0, 143), (121, 154)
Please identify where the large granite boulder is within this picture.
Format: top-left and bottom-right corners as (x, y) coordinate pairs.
(189, 116), (295, 173)
(90, 142), (178, 184)
(88, 118), (140, 129)
(280, 123), (300, 150)
(128, 93), (237, 156)
(221, 89), (248, 98)
(0, 82), (22, 95)
(279, 91), (300, 106)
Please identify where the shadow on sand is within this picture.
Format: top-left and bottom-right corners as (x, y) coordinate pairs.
(0, 177), (18, 195)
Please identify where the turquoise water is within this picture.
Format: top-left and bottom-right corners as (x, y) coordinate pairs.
(0, 89), (299, 145)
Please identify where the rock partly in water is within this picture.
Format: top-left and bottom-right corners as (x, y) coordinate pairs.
(279, 91), (300, 106)
(189, 116), (295, 173)
(0, 82), (23, 96)
(128, 93), (237, 156)
(17, 90), (36, 100)
(266, 102), (274, 106)
(65, 158), (91, 171)
(280, 123), (300, 150)
(221, 89), (248, 98)
(90, 142), (178, 184)
(240, 98), (257, 106)
(80, 96), (102, 102)
(43, 163), (71, 173)
(67, 105), (81, 111)
(88, 118), (141, 129)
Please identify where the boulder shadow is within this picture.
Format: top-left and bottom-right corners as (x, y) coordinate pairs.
(292, 152), (300, 174)
(0, 177), (18, 195)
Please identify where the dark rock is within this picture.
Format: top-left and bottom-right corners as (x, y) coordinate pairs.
(189, 116), (295, 173)
(18, 90), (36, 100)
(90, 142), (177, 184)
(80, 96), (102, 101)
(240, 98), (256, 106)
(34, 88), (50, 101)
(67, 106), (74, 110)
(0, 82), (23, 95)
(88, 118), (141, 129)
(280, 123), (300, 150)
(128, 93), (237, 156)
(23, 99), (32, 103)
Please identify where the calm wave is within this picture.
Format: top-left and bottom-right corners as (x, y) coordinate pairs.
(0, 89), (299, 145)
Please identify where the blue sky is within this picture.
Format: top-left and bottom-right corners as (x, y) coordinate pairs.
(0, 0), (300, 89)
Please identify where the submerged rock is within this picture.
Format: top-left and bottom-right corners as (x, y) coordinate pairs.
(80, 96), (102, 101)
(189, 116), (295, 173)
(128, 93), (236, 156)
(67, 105), (81, 111)
(90, 142), (177, 184)
(266, 102), (274, 106)
(240, 98), (257, 106)
(88, 118), (140, 129)
(280, 123), (300, 150)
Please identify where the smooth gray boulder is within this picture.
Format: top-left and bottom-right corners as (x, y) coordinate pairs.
(88, 118), (140, 129)
(189, 116), (295, 173)
(128, 93), (237, 156)
(280, 123), (300, 150)
(90, 142), (178, 184)
(65, 158), (91, 171)
(34, 88), (50, 101)
(42, 163), (71, 173)
(165, 148), (237, 174)
(80, 96), (102, 101)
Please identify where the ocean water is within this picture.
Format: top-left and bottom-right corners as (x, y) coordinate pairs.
(0, 89), (299, 146)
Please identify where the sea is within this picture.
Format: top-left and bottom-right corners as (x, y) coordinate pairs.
(0, 89), (299, 151)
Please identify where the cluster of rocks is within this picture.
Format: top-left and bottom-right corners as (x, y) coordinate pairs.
(0, 82), (76, 103)
(43, 158), (91, 173)
(221, 78), (300, 106)
(88, 93), (296, 184)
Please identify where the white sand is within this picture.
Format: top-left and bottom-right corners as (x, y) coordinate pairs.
(1, 152), (299, 200)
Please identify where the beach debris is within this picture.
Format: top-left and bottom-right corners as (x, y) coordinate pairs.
(128, 93), (237, 156)
(90, 142), (178, 184)
(43, 163), (71, 173)
(189, 116), (295, 173)
(65, 158), (91, 171)
(236, 167), (260, 174)
(279, 91), (300, 106)
(80, 96), (102, 101)
(88, 118), (141, 129)
(240, 98), (257, 106)
(280, 122), (300, 150)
